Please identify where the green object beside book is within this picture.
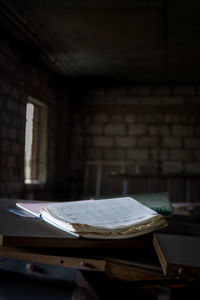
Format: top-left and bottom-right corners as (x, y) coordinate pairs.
(94, 192), (172, 217)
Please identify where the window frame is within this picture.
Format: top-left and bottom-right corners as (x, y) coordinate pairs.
(24, 96), (48, 184)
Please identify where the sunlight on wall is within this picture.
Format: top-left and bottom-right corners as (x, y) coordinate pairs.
(24, 102), (34, 183)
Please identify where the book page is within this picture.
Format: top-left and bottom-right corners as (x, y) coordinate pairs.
(44, 197), (158, 230)
(16, 202), (55, 217)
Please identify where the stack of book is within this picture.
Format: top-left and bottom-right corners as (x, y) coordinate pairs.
(17, 196), (168, 239)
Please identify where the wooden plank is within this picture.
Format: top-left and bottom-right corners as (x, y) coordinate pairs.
(106, 262), (165, 282)
(0, 234), (151, 248)
(153, 233), (200, 279)
(0, 246), (106, 272)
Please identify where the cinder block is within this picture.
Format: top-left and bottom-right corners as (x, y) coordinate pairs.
(139, 97), (160, 105)
(162, 97), (184, 105)
(12, 115), (21, 128)
(194, 150), (200, 160)
(137, 137), (158, 147)
(184, 138), (200, 148)
(159, 125), (170, 136)
(48, 149), (55, 159)
(186, 96), (200, 104)
(115, 136), (137, 147)
(0, 154), (7, 167)
(162, 161), (183, 174)
(2, 111), (12, 125)
(188, 115), (197, 124)
(71, 136), (84, 146)
(125, 114), (136, 123)
(105, 124), (126, 136)
(126, 149), (148, 160)
(144, 114), (158, 124)
(173, 114), (188, 124)
(88, 124), (103, 135)
(6, 181), (23, 194)
(72, 113), (82, 122)
(164, 114), (173, 123)
(160, 150), (168, 160)
(18, 130), (25, 142)
(162, 137), (182, 148)
(6, 98), (18, 113)
(1, 41), (20, 62)
(173, 85), (195, 96)
(0, 169), (9, 181)
(172, 125), (193, 136)
(92, 113), (108, 123)
(149, 126), (158, 136)
(150, 149), (159, 159)
(1, 125), (7, 138)
(110, 114), (124, 123)
(0, 182), (6, 195)
(86, 148), (102, 160)
(129, 124), (146, 135)
(93, 136), (114, 147)
(87, 89), (105, 96)
(115, 96), (139, 105)
(91, 96), (114, 105)
(7, 155), (15, 167)
(2, 81), (11, 95)
(103, 149), (125, 160)
(8, 128), (17, 140)
(185, 162), (200, 174)
(152, 86), (171, 96)
(105, 87), (128, 96)
(196, 86), (200, 96)
(169, 150), (191, 161)
(124, 164), (139, 174)
(0, 93), (5, 109)
(72, 124), (82, 134)
(0, 53), (16, 74)
(1, 139), (10, 152)
(139, 161), (159, 174)
(129, 85), (151, 96)
(12, 143), (20, 154)
(19, 104), (26, 118)
(148, 125), (170, 136)
(70, 148), (82, 159)
(48, 160), (56, 170)
(136, 115), (146, 123)
(196, 126), (200, 135)
(12, 87), (22, 101)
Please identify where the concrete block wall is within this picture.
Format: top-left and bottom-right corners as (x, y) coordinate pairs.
(0, 38), (66, 200)
(69, 85), (200, 199)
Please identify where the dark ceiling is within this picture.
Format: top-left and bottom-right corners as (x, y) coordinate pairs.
(0, 0), (200, 84)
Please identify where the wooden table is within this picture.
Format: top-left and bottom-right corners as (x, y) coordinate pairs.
(1, 198), (200, 299)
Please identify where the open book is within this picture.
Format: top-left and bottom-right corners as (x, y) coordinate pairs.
(16, 197), (168, 239)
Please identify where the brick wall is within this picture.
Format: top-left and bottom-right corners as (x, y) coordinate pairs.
(0, 38), (69, 200)
(1, 37), (200, 202)
(69, 85), (200, 199)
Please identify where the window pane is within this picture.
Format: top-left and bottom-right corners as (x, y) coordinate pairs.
(24, 103), (34, 183)
(24, 98), (47, 184)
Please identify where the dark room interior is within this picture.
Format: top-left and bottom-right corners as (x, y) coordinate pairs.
(0, 0), (200, 299)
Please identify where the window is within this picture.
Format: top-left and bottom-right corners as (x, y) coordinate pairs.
(24, 97), (47, 184)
